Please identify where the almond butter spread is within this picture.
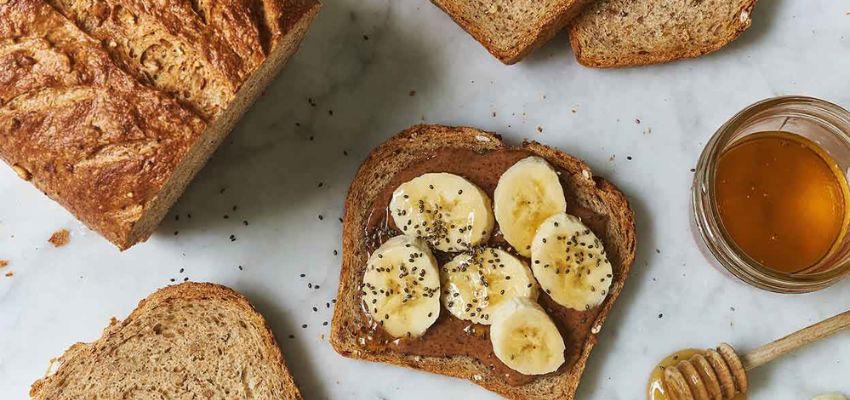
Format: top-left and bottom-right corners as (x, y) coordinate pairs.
(357, 148), (612, 386)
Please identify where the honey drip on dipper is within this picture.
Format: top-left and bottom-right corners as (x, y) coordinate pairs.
(646, 310), (850, 400)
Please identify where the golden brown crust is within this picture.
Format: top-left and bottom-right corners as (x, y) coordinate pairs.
(0, 0), (207, 248)
(0, 0), (320, 250)
(46, 0), (282, 119)
(569, 0), (757, 68)
(431, 0), (591, 65)
(29, 282), (303, 399)
(331, 125), (637, 399)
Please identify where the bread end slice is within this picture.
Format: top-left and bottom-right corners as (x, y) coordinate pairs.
(431, 0), (592, 64)
(569, 0), (757, 68)
(331, 125), (636, 399)
(30, 282), (302, 399)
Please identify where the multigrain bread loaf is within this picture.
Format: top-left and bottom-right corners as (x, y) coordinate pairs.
(331, 125), (637, 399)
(30, 282), (303, 399)
(0, 0), (319, 249)
(570, 0), (757, 67)
(431, 0), (592, 64)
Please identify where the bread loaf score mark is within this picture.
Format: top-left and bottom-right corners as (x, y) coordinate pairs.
(359, 152), (614, 381)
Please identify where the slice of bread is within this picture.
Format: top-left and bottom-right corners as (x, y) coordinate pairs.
(331, 125), (636, 399)
(431, 0), (592, 64)
(569, 0), (757, 68)
(30, 282), (302, 400)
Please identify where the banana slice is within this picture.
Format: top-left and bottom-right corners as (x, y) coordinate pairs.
(362, 235), (441, 338)
(441, 248), (537, 325)
(531, 212), (613, 311)
(494, 156), (567, 257)
(490, 297), (565, 375)
(390, 173), (494, 252)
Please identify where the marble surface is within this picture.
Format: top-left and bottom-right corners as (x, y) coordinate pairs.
(2, 1), (850, 399)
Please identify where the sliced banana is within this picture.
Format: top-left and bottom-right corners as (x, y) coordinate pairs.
(494, 156), (567, 257)
(441, 248), (537, 325)
(531, 212), (613, 311)
(362, 235), (441, 338)
(390, 173), (494, 252)
(490, 297), (565, 375)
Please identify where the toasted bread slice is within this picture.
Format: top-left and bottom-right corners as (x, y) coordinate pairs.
(30, 283), (302, 400)
(431, 0), (592, 64)
(331, 125), (636, 399)
(569, 0), (757, 67)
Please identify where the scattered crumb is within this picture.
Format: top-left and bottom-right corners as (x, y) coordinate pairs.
(5, 271), (12, 277)
(635, 118), (641, 124)
(537, 126), (543, 133)
(49, 229), (70, 247)
(328, 109), (334, 116)
(609, 154), (615, 162)
(307, 98), (317, 107)
(362, 35), (369, 41)
(627, 156), (633, 160)
(492, 112), (496, 118)
(658, 313), (663, 319)
(571, 108), (577, 114)
(408, 90), (416, 97)
(0, 260), (7, 268)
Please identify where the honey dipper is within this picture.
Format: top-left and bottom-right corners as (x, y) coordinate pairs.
(660, 309), (850, 400)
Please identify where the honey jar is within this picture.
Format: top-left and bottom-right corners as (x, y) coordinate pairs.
(693, 96), (850, 293)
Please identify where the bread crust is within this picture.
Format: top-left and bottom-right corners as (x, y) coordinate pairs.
(0, 0), (320, 250)
(331, 125), (637, 399)
(29, 282), (303, 399)
(431, 0), (592, 65)
(569, 0), (758, 68)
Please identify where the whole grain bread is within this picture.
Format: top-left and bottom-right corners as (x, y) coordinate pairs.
(30, 282), (302, 400)
(431, 0), (592, 64)
(569, 0), (757, 67)
(330, 125), (637, 399)
(0, 0), (319, 249)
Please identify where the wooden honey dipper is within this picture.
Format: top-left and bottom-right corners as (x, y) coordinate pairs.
(660, 309), (850, 400)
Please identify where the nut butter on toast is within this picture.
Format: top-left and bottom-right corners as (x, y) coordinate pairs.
(331, 125), (636, 399)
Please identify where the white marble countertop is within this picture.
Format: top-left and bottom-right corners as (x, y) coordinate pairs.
(2, 1), (850, 399)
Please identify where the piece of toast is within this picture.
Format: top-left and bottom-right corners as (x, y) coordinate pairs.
(331, 125), (636, 399)
(431, 0), (593, 64)
(569, 0), (757, 68)
(30, 282), (302, 399)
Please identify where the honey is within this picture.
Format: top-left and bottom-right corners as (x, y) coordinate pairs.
(647, 349), (746, 400)
(715, 131), (850, 273)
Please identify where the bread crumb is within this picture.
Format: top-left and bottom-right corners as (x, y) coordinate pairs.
(408, 90), (416, 97)
(4, 271), (12, 277)
(0, 260), (7, 268)
(537, 126), (543, 133)
(49, 229), (70, 247)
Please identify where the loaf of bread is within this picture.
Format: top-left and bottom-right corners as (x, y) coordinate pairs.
(0, 0), (320, 249)
(30, 282), (303, 399)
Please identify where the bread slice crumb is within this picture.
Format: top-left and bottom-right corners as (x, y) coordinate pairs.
(49, 229), (70, 247)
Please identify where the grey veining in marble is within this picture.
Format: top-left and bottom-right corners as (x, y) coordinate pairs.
(1, 1), (849, 398)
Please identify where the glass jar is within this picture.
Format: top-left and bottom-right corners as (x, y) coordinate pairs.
(692, 96), (850, 293)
